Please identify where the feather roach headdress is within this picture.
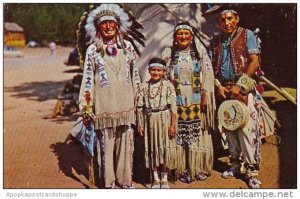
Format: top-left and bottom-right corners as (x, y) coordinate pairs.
(76, 4), (145, 67)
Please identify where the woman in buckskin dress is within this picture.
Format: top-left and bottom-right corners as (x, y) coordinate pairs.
(162, 22), (216, 183)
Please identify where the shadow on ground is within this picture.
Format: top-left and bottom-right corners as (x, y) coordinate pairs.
(4, 80), (66, 102)
(263, 96), (297, 188)
(50, 140), (90, 188)
(63, 68), (82, 73)
(43, 114), (78, 124)
(4, 80), (81, 124)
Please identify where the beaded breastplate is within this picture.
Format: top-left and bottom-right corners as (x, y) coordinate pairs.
(170, 50), (203, 145)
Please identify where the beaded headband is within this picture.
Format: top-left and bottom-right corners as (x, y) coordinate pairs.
(219, 9), (238, 15)
(148, 63), (166, 69)
(175, 24), (194, 34)
(96, 10), (118, 25)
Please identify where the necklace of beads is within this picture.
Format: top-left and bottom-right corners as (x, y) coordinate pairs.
(148, 80), (163, 99)
(147, 80), (163, 112)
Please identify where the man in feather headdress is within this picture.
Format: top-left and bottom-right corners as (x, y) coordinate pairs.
(78, 4), (144, 188)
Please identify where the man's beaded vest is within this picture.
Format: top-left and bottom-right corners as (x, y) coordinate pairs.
(212, 27), (259, 82)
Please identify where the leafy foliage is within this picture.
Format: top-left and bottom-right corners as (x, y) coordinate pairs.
(237, 4), (297, 86)
(4, 3), (88, 45)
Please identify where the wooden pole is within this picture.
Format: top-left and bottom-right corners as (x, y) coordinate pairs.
(258, 76), (296, 105)
(85, 91), (96, 188)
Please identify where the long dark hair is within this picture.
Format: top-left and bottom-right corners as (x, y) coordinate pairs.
(170, 22), (201, 63)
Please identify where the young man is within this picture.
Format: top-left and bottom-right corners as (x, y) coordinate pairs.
(78, 4), (143, 188)
(211, 9), (269, 188)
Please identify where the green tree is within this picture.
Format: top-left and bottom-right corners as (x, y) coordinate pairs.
(4, 3), (88, 45)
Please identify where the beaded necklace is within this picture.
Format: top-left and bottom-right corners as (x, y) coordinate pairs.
(170, 49), (202, 104)
(147, 80), (163, 109)
(148, 80), (163, 99)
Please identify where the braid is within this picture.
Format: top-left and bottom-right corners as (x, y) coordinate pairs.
(190, 38), (201, 61)
(170, 30), (178, 64)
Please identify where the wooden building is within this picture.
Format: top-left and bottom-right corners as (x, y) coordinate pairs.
(4, 22), (25, 47)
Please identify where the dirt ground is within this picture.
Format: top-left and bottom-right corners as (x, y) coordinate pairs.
(3, 47), (297, 190)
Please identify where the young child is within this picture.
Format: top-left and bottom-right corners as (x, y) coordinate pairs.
(136, 58), (177, 189)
